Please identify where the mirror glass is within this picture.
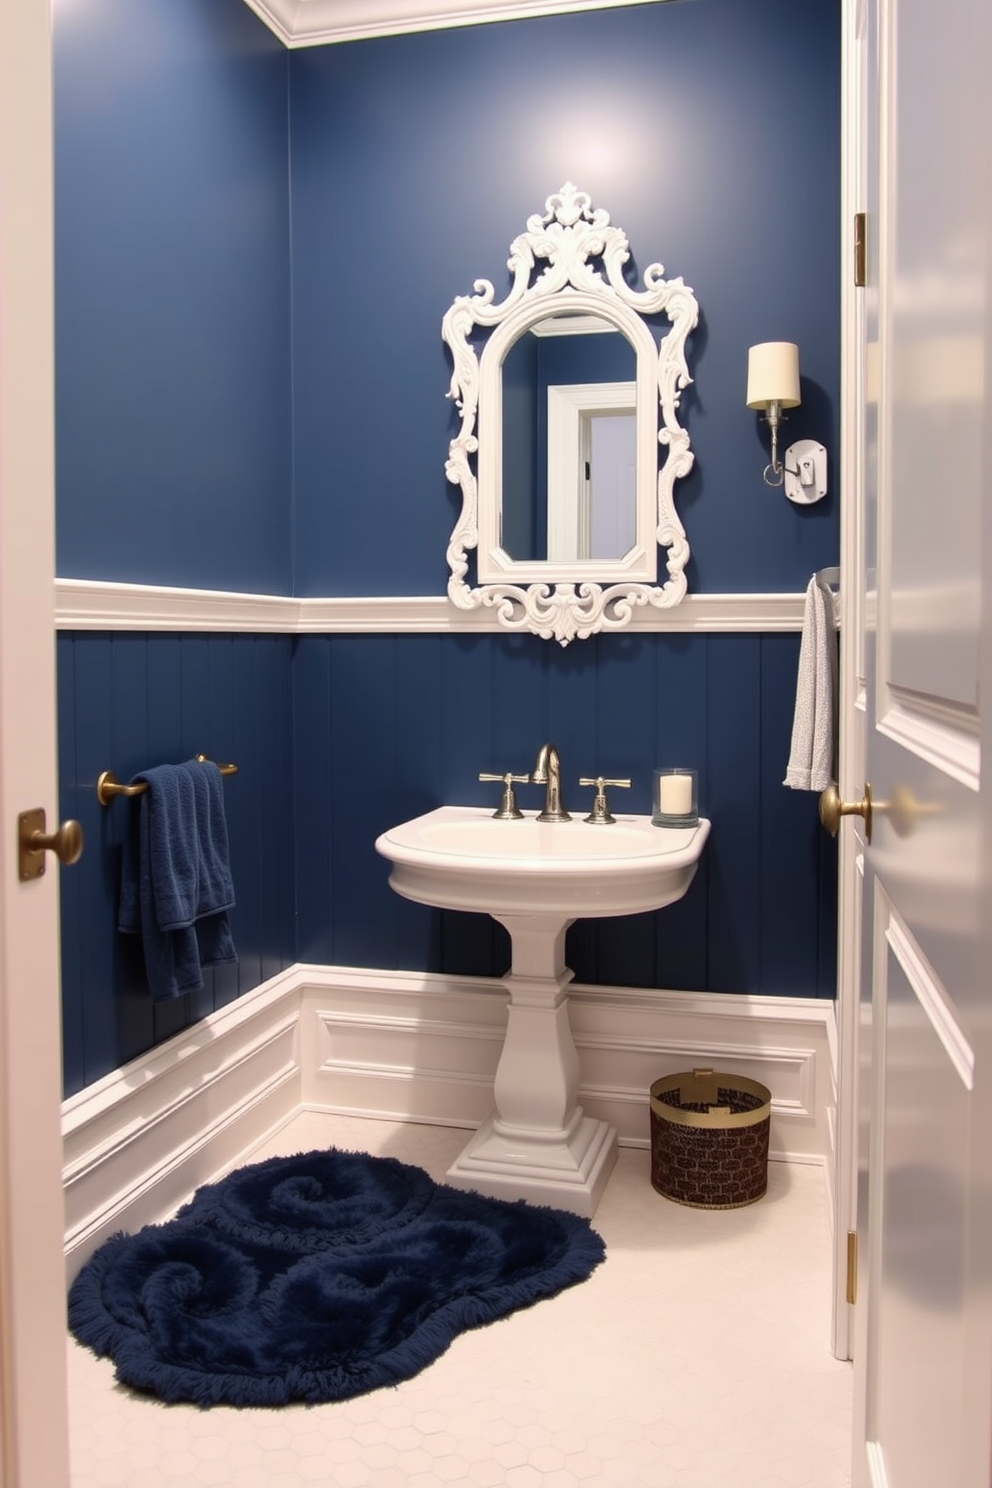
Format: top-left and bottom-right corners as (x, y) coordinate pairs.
(500, 314), (637, 564)
(442, 184), (698, 644)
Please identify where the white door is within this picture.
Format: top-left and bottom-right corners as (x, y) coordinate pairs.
(0, 2), (73, 1485)
(849, 0), (992, 1483)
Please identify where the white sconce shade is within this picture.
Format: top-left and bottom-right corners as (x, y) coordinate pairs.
(746, 342), (801, 409)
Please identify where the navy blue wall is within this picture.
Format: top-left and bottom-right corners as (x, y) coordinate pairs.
(293, 632), (836, 998)
(53, 0), (841, 1098)
(58, 633), (297, 1097)
(53, 0), (293, 594)
(289, 0), (840, 597)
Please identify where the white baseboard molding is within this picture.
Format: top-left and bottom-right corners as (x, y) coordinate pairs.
(62, 962), (835, 1278)
(298, 965), (835, 1164)
(61, 970), (303, 1281)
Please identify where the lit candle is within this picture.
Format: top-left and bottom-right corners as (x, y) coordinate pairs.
(658, 773), (693, 816)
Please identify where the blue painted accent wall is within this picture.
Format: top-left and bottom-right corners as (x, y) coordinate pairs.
(53, 0), (293, 594)
(289, 0), (841, 597)
(52, 0), (842, 1097)
(58, 633), (297, 1097)
(293, 632), (837, 999)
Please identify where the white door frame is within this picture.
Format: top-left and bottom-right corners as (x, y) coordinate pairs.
(0, 1), (73, 1484)
(547, 381), (637, 562)
(831, 0), (868, 1363)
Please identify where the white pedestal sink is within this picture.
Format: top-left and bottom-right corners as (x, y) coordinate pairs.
(375, 807), (710, 1217)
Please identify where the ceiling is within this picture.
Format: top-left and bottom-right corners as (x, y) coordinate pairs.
(240, 0), (662, 48)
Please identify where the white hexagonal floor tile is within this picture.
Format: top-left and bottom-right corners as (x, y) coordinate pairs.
(67, 1112), (852, 1488)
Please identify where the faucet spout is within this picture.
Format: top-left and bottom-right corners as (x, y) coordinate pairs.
(531, 742), (571, 823)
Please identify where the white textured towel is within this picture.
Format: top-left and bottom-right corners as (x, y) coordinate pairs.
(784, 575), (837, 791)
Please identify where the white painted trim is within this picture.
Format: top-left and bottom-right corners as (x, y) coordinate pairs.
(885, 915), (975, 1091)
(63, 962), (836, 1279)
(240, 0), (669, 49)
(878, 692), (980, 792)
(1, 0), (71, 1482)
(61, 970), (303, 1279)
(546, 381), (637, 565)
(54, 578), (302, 633)
(832, 0), (865, 1366)
(55, 577), (807, 633)
(298, 964), (835, 1161)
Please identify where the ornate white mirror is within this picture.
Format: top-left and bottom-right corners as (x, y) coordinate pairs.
(442, 184), (699, 644)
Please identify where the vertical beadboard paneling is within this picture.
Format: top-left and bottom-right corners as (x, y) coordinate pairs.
(392, 635), (445, 972)
(58, 632), (296, 1097)
(439, 636), (502, 977)
(208, 634), (248, 1006)
(652, 634), (711, 992)
(289, 629), (828, 1002)
(178, 637), (216, 1024)
(109, 633), (157, 1063)
(326, 636), (400, 969)
(493, 632), (548, 778)
(145, 635), (192, 1048)
(759, 632), (824, 995)
(569, 634), (647, 987)
(59, 625), (829, 1099)
(256, 636), (297, 986)
(706, 635), (764, 992)
(293, 637), (333, 966)
(440, 636), (496, 803)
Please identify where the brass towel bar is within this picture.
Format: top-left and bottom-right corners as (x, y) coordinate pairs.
(96, 755), (238, 808)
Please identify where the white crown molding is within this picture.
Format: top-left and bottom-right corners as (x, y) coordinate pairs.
(240, 0), (666, 49)
(55, 577), (807, 634)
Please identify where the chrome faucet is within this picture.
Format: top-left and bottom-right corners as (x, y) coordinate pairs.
(531, 742), (571, 823)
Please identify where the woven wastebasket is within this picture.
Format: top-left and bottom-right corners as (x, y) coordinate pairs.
(650, 1068), (771, 1209)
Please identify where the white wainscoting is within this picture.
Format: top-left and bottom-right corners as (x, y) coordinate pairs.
(61, 970), (303, 1281)
(299, 965), (835, 1163)
(62, 963), (836, 1279)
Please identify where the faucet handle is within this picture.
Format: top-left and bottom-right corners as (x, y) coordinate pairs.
(578, 776), (631, 825)
(479, 772), (529, 820)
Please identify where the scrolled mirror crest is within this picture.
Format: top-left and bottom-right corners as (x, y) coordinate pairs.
(442, 184), (699, 645)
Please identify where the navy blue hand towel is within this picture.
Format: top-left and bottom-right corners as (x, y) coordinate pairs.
(119, 761), (236, 1003)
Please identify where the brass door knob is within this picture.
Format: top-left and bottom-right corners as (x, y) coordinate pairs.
(18, 809), (85, 881)
(819, 782), (873, 843)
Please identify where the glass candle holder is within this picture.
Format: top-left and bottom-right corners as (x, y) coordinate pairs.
(652, 768), (698, 827)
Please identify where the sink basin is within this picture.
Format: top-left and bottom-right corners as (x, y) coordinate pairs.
(375, 806), (710, 918)
(374, 803), (710, 1217)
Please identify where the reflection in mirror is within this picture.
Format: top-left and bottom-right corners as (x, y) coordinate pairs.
(443, 184), (699, 644)
(500, 315), (636, 564)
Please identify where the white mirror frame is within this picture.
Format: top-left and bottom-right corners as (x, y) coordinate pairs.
(442, 184), (699, 645)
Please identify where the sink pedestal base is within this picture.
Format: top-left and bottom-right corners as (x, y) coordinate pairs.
(445, 1110), (616, 1218)
(444, 912), (617, 1218)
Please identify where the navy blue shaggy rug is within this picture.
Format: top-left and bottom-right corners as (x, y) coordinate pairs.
(68, 1147), (605, 1408)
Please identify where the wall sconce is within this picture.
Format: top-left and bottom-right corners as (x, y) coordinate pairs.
(746, 341), (800, 487)
(746, 341), (828, 502)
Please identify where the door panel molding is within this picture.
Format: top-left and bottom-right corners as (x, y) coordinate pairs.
(878, 690), (979, 791)
(884, 911), (974, 1091)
